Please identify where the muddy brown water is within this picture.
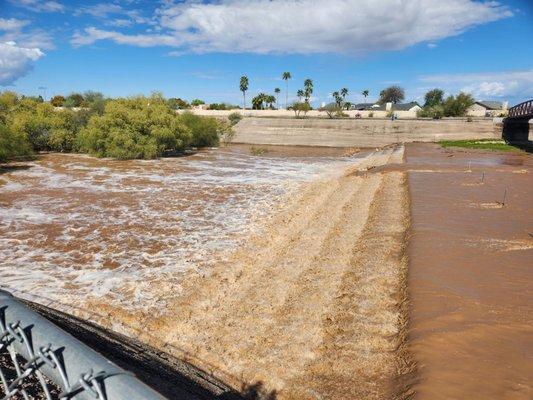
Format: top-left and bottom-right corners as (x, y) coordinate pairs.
(0, 146), (358, 313)
(405, 144), (532, 400)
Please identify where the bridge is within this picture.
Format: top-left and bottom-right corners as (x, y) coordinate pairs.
(502, 99), (533, 149)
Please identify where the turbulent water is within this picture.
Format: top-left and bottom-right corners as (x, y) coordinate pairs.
(0, 147), (355, 311)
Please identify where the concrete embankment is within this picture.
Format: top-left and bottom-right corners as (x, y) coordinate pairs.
(233, 117), (501, 147)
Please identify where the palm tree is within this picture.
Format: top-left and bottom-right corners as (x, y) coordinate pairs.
(240, 76), (249, 110)
(304, 79), (313, 103)
(274, 87), (281, 109)
(297, 89), (304, 102)
(341, 88), (348, 99)
(362, 89), (369, 99)
(282, 72), (291, 109)
(332, 91), (340, 106)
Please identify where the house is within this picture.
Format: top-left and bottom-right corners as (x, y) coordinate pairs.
(352, 103), (378, 110)
(467, 101), (508, 117)
(356, 101), (421, 112)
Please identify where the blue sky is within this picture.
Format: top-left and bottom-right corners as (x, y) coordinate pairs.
(1, 0), (532, 106)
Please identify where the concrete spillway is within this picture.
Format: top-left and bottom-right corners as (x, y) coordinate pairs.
(233, 117), (501, 147)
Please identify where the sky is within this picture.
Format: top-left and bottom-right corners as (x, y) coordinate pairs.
(1, 0), (532, 107)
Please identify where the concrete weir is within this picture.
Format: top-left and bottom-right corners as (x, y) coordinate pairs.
(233, 117), (501, 147)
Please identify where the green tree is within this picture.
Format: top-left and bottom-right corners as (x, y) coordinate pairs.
(424, 88), (445, 107)
(240, 75), (249, 110)
(442, 92), (475, 117)
(296, 89), (304, 102)
(332, 91), (342, 107)
(191, 99), (205, 107)
(83, 91), (106, 115)
(252, 93), (267, 110)
(362, 89), (369, 99)
(274, 88), (281, 109)
(379, 86), (405, 104)
(341, 88), (348, 99)
(0, 123), (33, 162)
(50, 95), (65, 107)
(77, 95), (193, 159)
(282, 72), (291, 109)
(167, 97), (190, 110)
(178, 112), (223, 148)
(303, 79), (313, 103)
(64, 93), (85, 108)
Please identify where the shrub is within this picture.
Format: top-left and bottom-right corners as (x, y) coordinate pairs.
(0, 123), (33, 162)
(77, 95), (192, 159)
(191, 99), (205, 107)
(250, 146), (268, 156)
(290, 102), (311, 118)
(443, 92), (475, 117)
(228, 112), (243, 126)
(50, 95), (65, 107)
(10, 102), (59, 151)
(167, 98), (190, 110)
(320, 104), (343, 119)
(417, 105), (444, 119)
(64, 93), (85, 108)
(178, 111), (222, 148)
(368, 111), (374, 118)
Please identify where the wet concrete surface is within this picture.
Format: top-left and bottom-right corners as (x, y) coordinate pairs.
(405, 143), (532, 399)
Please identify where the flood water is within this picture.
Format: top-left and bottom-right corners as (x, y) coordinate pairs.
(0, 146), (356, 312)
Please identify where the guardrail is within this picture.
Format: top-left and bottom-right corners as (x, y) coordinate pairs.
(508, 100), (533, 118)
(0, 290), (166, 400)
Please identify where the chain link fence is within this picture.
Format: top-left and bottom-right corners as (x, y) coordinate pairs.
(0, 290), (166, 400)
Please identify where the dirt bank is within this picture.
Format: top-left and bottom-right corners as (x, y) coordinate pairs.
(405, 144), (532, 399)
(233, 118), (500, 147)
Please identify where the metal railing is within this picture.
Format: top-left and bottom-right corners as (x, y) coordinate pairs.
(0, 290), (166, 400)
(508, 100), (533, 118)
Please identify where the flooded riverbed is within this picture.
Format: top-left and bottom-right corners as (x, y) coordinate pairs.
(0, 146), (357, 313)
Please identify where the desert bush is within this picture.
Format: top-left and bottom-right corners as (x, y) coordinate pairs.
(368, 111), (374, 118)
(320, 104), (343, 119)
(10, 102), (59, 151)
(0, 123), (33, 162)
(178, 111), (223, 148)
(290, 102), (311, 118)
(78, 95), (192, 159)
(228, 112), (243, 126)
(417, 105), (444, 119)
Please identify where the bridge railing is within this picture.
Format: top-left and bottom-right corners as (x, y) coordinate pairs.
(0, 290), (166, 400)
(508, 99), (533, 118)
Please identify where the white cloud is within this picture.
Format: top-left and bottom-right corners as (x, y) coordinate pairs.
(0, 17), (54, 50)
(71, 0), (512, 54)
(0, 41), (44, 85)
(0, 18), (30, 31)
(71, 27), (182, 47)
(76, 3), (152, 25)
(8, 0), (65, 13)
(420, 70), (533, 99)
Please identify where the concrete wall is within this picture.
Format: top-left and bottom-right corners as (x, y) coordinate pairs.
(232, 117), (501, 148)
(179, 108), (421, 118)
(181, 108), (501, 119)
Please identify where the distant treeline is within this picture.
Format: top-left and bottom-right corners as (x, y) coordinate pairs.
(0, 91), (234, 162)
